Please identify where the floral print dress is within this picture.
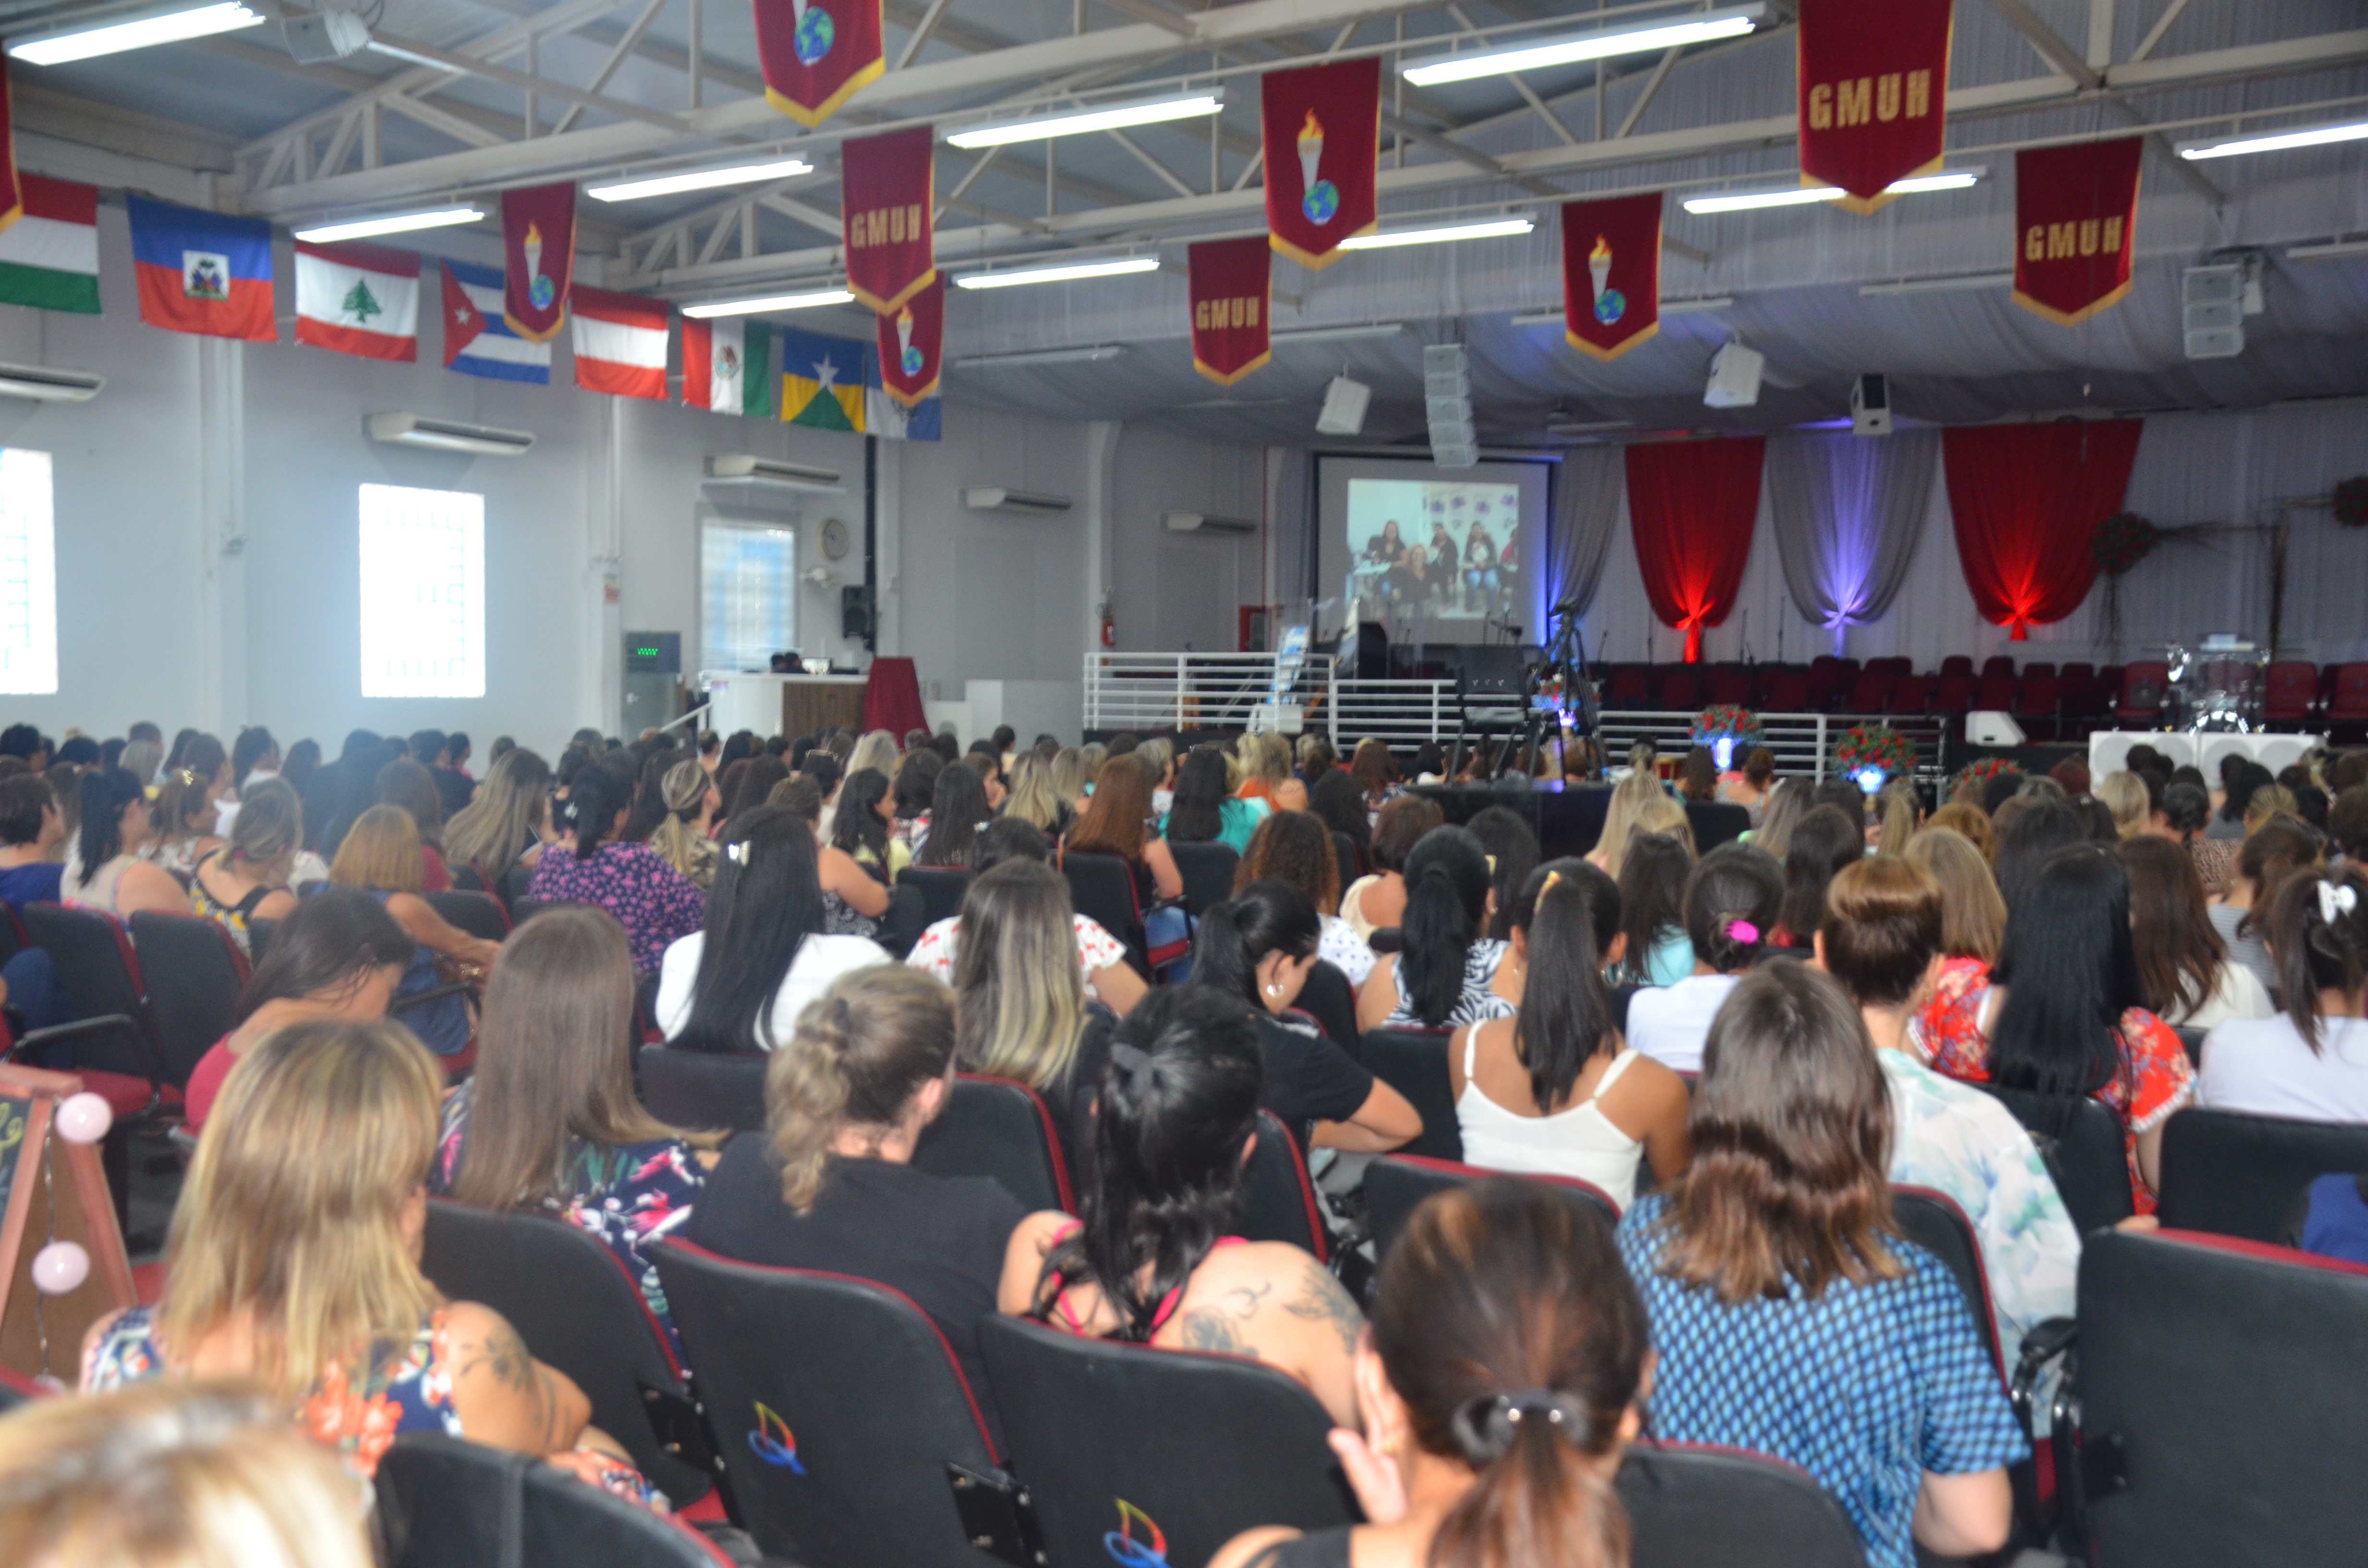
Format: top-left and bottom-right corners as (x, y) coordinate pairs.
(527, 842), (705, 976)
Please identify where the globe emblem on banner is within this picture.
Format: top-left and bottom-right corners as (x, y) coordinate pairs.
(794, 6), (834, 65)
(1301, 179), (1340, 226)
(900, 344), (925, 376)
(529, 273), (555, 308)
(1594, 289), (1627, 325)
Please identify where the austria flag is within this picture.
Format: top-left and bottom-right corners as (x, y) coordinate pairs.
(570, 286), (671, 400)
(294, 240), (418, 361)
(128, 195), (274, 341)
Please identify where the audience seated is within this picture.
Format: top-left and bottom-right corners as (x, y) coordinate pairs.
(890, 748), (943, 845)
(825, 767), (909, 928)
(1586, 760), (1666, 877)
(1625, 845), (1783, 1074)
(1464, 806), (1542, 943)
(1307, 767), (1373, 870)
(1450, 865), (1689, 1208)
(1235, 731), (1309, 815)
(2197, 865), (2368, 1120)
(433, 905), (716, 1360)
(1339, 795), (1441, 942)
(658, 805), (887, 1053)
(2208, 819), (2317, 998)
(2119, 836), (2273, 1029)
(147, 735), (230, 877)
(645, 759), (719, 890)
(527, 765), (703, 976)
(1719, 745), (1777, 821)
(1164, 743), (1267, 856)
(718, 755), (788, 829)
(1816, 858), (2079, 1357)
(374, 758), (456, 892)
(1902, 825), (2005, 968)
(1748, 775), (1809, 859)
(1236, 807), (1373, 986)
(1002, 751), (1072, 838)
(1775, 804), (1864, 948)
(1617, 964), (2023, 1568)
(186, 776), (302, 953)
(1068, 757), (1184, 905)
(1872, 782), (1922, 856)
(327, 805), (498, 1058)
(1212, 1180), (1649, 1568)
(1013, 987), (1363, 1425)
(443, 748), (555, 893)
(67, 767), (192, 918)
(683, 965), (1062, 1446)
(1610, 832), (1693, 987)
(1357, 827), (1518, 1030)
(0, 771), (65, 906)
(914, 756), (994, 868)
(907, 817), (1143, 1013)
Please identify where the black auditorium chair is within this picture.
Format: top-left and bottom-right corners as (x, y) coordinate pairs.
(912, 1072), (1074, 1214)
(1359, 1028), (1462, 1161)
(1617, 1442), (1866, 1568)
(2045, 1228), (2368, 1566)
(636, 1045), (766, 1134)
(2172, 1025), (2206, 1070)
(419, 1200), (719, 1507)
(423, 888), (511, 943)
(1365, 1154), (1617, 1263)
(1060, 850), (1165, 977)
(2156, 1109), (2368, 1244)
(508, 895), (555, 926)
(246, 916), (279, 962)
(1971, 1082), (2134, 1235)
(876, 880), (927, 960)
(127, 911), (251, 1088)
(448, 861), (491, 894)
(1232, 1109), (1328, 1261)
(895, 865), (972, 928)
(498, 863), (536, 915)
(1891, 1184), (2004, 1377)
(653, 1241), (1036, 1568)
(1683, 801), (1752, 853)
(1289, 963), (1359, 1055)
(980, 1312), (1356, 1568)
(376, 1433), (730, 1568)
(1167, 840), (1239, 919)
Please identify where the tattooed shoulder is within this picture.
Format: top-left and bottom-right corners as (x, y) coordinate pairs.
(1178, 1307), (1248, 1353)
(1281, 1261), (1365, 1354)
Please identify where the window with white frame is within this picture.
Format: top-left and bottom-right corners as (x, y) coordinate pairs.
(701, 519), (798, 674)
(359, 483), (485, 698)
(0, 448), (57, 696)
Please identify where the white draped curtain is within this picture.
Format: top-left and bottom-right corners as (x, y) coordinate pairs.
(1546, 444), (1624, 620)
(1764, 430), (1937, 656)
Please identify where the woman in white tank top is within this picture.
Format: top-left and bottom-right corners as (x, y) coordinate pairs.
(1445, 869), (1690, 1211)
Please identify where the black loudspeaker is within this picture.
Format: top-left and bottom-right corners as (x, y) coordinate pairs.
(1457, 645), (1528, 697)
(840, 585), (874, 641)
(1356, 621), (1390, 680)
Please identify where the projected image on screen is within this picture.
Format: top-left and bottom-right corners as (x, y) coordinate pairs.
(1346, 478), (1521, 626)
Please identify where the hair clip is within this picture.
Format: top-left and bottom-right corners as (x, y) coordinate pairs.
(2319, 880), (2358, 924)
(1539, 870), (1563, 899)
(1726, 919), (1760, 944)
(1484, 854), (1498, 874)
(726, 840), (752, 865)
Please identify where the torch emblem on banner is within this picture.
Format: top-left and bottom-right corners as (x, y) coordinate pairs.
(1589, 233), (1625, 324)
(896, 306), (922, 376)
(524, 223), (553, 308)
(789, 0), (833, 65)
(1297, 111), (1337, 225)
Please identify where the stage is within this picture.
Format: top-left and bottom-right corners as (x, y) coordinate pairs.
(1409, 784), (1753, 863)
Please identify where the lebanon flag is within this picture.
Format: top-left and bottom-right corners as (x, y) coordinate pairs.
(684, 318), (773, 416)
(571, 286), (671, 399)
(295, 240), (419, 362)
(128, 194), (275, 341)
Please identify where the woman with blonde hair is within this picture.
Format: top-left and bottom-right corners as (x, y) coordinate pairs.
(1237, 730), (1309, 813)
(1002, 751), (1069, 836)
(2095, 771), (2149, 840)
(1049, 747), (1092, 813)
(443, 745), (553, 888)
(647, 758), (721, 889)
(1586, 748), (1668, 877)
(146, 734), (231, 877)
(844, 728), (900, 783)
(1924, 802), (1994, 862)
(329, 804), (500, 1056)
(187, 776), (302, 953)
(84, 1019), (619, 1482)
(1904, 826), (2007, 965)
(1749, 775), (1811, 860)
(1875, 781), (1924, 857)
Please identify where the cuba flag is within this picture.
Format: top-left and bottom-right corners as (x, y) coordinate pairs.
(128, 195), (274, 341)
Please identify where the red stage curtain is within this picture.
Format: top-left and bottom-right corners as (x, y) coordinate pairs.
(1943, 420), (2143, 639)
(1626, 436), (1764, 662)
(863, 655), (928, 737)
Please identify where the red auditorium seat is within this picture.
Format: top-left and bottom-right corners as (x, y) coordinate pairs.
(2117, 661), (2171, 727)
(2060, 662), (2096, 683)
(1606, 666), (1652, 706)
(1709, 667), (1752, 706)
(1981, 655), (2017, 680)
(2325, 664), (2368, 734)
(1865, 656), (1913, 678)
(2262, 662), (2320, 728)
(1762, 669), (1812, 710)
(2014, 672), (2064, 740)
(2022, 662), (2056, 680)
(1886, 675), (1930, 715)
(1974, 672), (2020, 711)
(1940, 655), (1975, 678)
(1657, 668), (1700, 711)
(1845, 672), (1892, 712)
(1932, 674), (1977, 714)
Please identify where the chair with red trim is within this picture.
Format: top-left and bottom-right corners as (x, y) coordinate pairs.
(419, 1200), (720, 1509)
(913, 1073), (1075, 1215)
(126, 912), (251, 1090)
(1167, 840), (1240, 921)
(2013, 671), (2065, 742)
(1884, 675), (1930, 716)
(1931, 673), (1978, 715)
(2262, 661), (2321, 728)
(896, 865), (973, 929)
(423, 888), (511, 943)
(1060, 850), (1171, 979)
(1290, 962), (1360, 1055)
(1866, 657), (1913, 678)
(2114, 661), (2171, 727)
(2155, 1108), (2368, 1245)
(1981, 655), (2017, 681)
(2320, 663), (2368, 737)
(653, 1241), (1037, 1568)
(1616, 1442), (1866, 1568)
(1358, 1028), (1462, 1161)
(1845, 671), (1893, 713)
(1974, 671), (2021, 713)
(449, 861), (493, 894)
(977, 1312), (1356, 1568)
(1761, 668), (1812, 711)
(1892, 1185), (2004, 1377)
(1365, 1154), (1617, 1262)
(1969, 1083), (2134, 1237)
(2040, 1228), (2368, 1565)
(636, 1045), (766, 1134)
(1656, 668), (1700, 713)
(1708, 667), (1752, 707)
(377, 1432), (733, 1568)
(1233, 1109), (1328, 1262)
(1940, 655), (1976, 678)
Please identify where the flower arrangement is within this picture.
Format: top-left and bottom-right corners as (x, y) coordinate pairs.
(1690, 704), (1763, 770)
(1952, 756), (2017, 793)
(1833, 722), (1915, 784)
(2334, 475), (2368, 531)
(2091, 510), (2160, 576)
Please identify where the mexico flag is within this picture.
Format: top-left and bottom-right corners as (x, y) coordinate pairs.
(570, 286), (671, 400)
(294, 240), (419, 361)
(0, 174), (99, 314)
(684, 318), (772, 416)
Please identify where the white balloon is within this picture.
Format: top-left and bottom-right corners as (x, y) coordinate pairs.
(30, 1240), (88, 1295)
(53, 1091), (112, 1145)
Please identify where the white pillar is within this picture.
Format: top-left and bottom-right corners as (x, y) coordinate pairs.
(195, 335), (246, 735)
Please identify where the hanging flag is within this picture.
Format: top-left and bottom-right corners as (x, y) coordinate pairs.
(501, 182), (576, 343)
(1186, 237), (1271, 385)
(875, 275), (941, 406)
(781, 326), (866, 431)
(294, 240), (419, 362)
(684, 318), (773, 416)
(841, 126), (933, 316)
(1559, 194), (1662, 360)
(864, 337), (940, 441)
(571, 286), (670, 400)
(0, 175), (99, 314)
(1261, 59), (1380, 270)
(2013, 137), (2142, 325)
(128, 195), (274, 341)
(440, 259), (551, 384)
(1796, 0), (1952, 211)
(754, 0), (883, 127)
(0, 57), (23, 235)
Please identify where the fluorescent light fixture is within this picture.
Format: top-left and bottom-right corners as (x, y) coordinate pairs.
(294, 208), (483, 243)
(953, 345), (1128, 369)
(2286, 239), (2368, 262)
(588, 158), (815, 202)
(1271, 323), (1405, 344)
(10, 0), (263, 62)
(1511, 296), (1730, 327)
(1402, 4), (1762, 86)
(2179, 119), (2368, 161)
(1859, 272), (2013, 297)
(948, 93), (1222, 149)
(363, 37), (447, 68)
(953, 257), (1158, 290)
(1682, 170), (1979, 214)
(1338, 216), (1534, 251)
(682, 289), (855, 318)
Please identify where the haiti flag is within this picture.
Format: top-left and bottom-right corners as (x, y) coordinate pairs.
(128, 195), (274, 340)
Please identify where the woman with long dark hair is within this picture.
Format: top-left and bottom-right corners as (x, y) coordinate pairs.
(1338, 794), (1443, 942)
(1068, 757), (1184, 904)
(658, 804), (888, 1053)
(1161, 743), (1266, 856)
(526, 763), (704, 976)
(1016, 987), (1364, 1425)
(2198, 865), (2368, 1121)
(2118, 835), (2271, 1029)
(2208, 816), (2317, 996)
(1356, 827), (1518, 1031)
(1212, 1181), (1652, 1568)
(1466, 805), (1540, 943)
(1610, 831), (1694, 988)
(1625, 844), (1784, 1074)
(1307, 767), (1373, 873)
(1775, 803), (1865, 947)
(68, 767), (191, 918)
(915, 757), (994, 869)
(1618, 963), (2023, 1568)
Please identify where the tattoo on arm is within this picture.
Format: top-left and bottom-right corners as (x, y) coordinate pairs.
(1282, 1262), (1366, 1355)
(1179, 1308), (1249, 1353)
(458, 1321), (560, 1450)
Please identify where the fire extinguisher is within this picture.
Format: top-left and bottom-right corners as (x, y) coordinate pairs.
(1099, 598), (1115, 649)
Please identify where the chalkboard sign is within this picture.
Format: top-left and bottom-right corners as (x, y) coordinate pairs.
(0, 1064), (135, 1387)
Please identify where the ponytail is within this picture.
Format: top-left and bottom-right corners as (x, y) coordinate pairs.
(1188, 881), (1320, 1012)
(1431, 1397), (1627, 1568)
(1683, 844), (1784, 973)
(769, 997), (853, 1213)
(762, 968), (955, 1213)
(1512, 879), (1614, 1112)
(1398, 828), (1492, 1028)
(76, 768), (144, 888)
(2269, 866), (2368, 1054)
(564, 765), (632, 859)
(1189, 900), (1258, 1005)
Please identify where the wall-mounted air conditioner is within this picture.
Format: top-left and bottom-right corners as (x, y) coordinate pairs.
(705, 453), (844, 490)
(0, 361), (102, 402)
(963, 487), (1073, 515)
(365, 411), (534, 456)
(1162, 511), (1257, 535)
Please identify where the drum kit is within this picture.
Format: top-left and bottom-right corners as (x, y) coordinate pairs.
(2163, 635), (2269, 733)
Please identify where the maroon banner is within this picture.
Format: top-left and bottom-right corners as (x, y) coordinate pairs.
(0, 57), (21, 235)
(1944, 421), (2143, 639)
(1187, 236), (1271, 385)
(1261, 59), (1379, 270)
(1627, 437), (1764, 663)
(1560, 194), (1660, 361)
(842, 126), (934, 316)
(2014, 137), (2141, 326)
(500, 182), (575, 343)
(755, 0), (883, 127)
(1797, 0), (1951, 210)
(877, 275), (942, 406)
